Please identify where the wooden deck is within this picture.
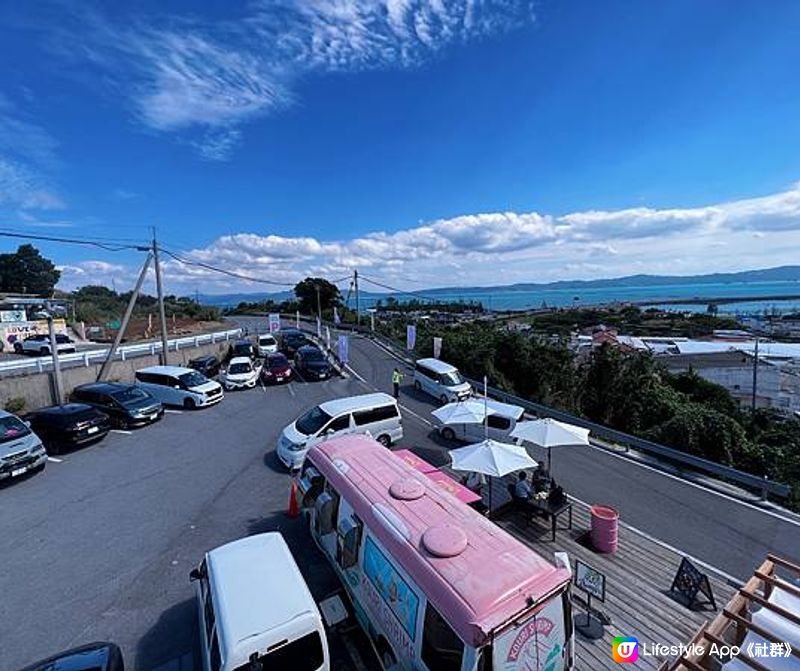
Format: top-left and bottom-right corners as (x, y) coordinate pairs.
(452, 473), (739, 670)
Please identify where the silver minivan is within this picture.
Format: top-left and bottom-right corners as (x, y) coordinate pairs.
(277, 393), (402, 469)
(134, 365), (224, 409)
(0, 410), (48, 481)
(413, 357), (472, 404)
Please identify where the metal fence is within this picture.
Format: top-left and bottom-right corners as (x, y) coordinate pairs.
(0, 328), (242, 376)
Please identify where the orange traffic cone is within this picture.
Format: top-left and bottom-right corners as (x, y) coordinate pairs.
(287, 479), (300, 518)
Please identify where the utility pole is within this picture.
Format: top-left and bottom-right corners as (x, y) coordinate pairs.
(354, 269), (360, 326)
(316, 283), (322, 319)
(751, 337), (760, 412)
(152, 228), (170, 366)
(97, 253), (153, 381)
(46, 315), (64, 405)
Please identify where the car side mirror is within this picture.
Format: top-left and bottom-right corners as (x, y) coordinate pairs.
(23, 420), (31, 428)
(189, 568), (202, 582)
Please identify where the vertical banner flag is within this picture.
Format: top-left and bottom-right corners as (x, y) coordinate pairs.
(268, 313), (281, 333)
(338, 335), (349, 364)
(370, 312), (375, 332)
(295, 311), (300, 328)
(316, 316), (321, 337)
(334, 306), (341, 325)
(406, 324), (416, 350)
(326, 326), (331, 349)
(433, 337), (442, 359)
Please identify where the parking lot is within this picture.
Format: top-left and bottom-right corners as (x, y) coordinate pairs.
(0, 360), (404, 671)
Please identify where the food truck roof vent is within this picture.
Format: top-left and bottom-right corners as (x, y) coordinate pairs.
(389, 478), (425, 501)
(422, 524), (468, 558)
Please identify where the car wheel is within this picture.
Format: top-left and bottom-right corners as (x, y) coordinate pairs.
(40, 347), (50, 356)
(441, 427), (456, 441)
(376, 434), (391, 447)
(183, 398), (197, 410)
(414, 380), (421, 391)
(13, 342), (23, 354)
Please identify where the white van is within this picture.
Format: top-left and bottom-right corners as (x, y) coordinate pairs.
(277, 393), (402, 469)
(257, 334), (278, 357)
(413, 357), (472, 404)
(190, 533), (329, 671)
(437, 398), (524, 442)
(134, 365), (224, 409)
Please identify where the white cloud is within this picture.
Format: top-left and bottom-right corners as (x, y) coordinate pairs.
(0, 157), (64, 210)
(56, 1), (534, 160)
(67, 181), (789, 294)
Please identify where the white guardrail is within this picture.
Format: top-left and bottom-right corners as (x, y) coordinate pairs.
(0, 328), (242, 376)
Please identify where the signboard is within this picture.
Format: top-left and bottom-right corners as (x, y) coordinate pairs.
(1, 319), (66, 349)
(670, 557), (716, 610)
(333, 307), (341, 325)
(406, 324), (416, 351)
(338, 335), (349, 364)
(326, 326), (331, 349)
(268, 313), (281, 333)
(433, 336), (442, 359)
(574, 559), (606, 602)
(105, 320), (121, 329)
(493, 597), (567, 671)
(0, 309), (26, 323)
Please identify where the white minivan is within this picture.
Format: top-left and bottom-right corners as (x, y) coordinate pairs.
(413, 357), (472, 404)
(437, 398), (525, 442)
(257, 333), (278, 357)
(190, 533), (329, 671)
(134, 365), (224, 409)
(277, 393), (402, 469)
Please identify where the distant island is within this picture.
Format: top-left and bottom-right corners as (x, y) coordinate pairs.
(199, 265), (800, 306)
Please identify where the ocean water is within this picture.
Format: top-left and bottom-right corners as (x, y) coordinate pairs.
(358, 280), (800, 314)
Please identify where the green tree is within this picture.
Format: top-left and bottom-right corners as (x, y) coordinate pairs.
(294, 277), (341, 315)
(0, 244), (61, 296)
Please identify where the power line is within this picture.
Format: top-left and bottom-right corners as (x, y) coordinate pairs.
(160, 248), (296, 287)
(358, 273), (442, 303)
(0, 229), (148, 252)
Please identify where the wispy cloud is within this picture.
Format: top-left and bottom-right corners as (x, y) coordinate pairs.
(49, 1), (534, 160)
(0, 157), (64, 210)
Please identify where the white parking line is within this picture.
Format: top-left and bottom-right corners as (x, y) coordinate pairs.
(111, 429), (132, 435)
(47, 456), (63, 463)
(288, 383), (296, 397)
(164, 409), (183, 415)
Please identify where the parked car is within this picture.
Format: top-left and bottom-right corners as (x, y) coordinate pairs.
(26, 403), (111, 454)
(228, 339), (256, 361)
(0, 409), (47, 482)
(279, 328), (309, 357)
(294, 345), (332, 381)
(260, 352), (292, 384)
(256, 333), (279, 357)
(71, 382), (164, 429)
(190, 533), (329, 671)
(437, 398), (524, 442)
(188, 354), (221, 379)
(277, 392), (402, 469)
(220, 356), (260, 390)
(14, 333), (76, 356)
(413, 357), (472, 404)
(18, 642), (124, 671)
(134, 365), (224, 409)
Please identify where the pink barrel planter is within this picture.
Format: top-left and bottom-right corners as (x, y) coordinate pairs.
(590, 505), (619, 553)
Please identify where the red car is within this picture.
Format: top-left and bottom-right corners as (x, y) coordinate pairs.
(260, 353), (293, 384)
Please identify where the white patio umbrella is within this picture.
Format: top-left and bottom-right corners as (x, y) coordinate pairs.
(510, 418), (591, 471)
(432, 399), (495, 426)
(450, 438), (538, 515)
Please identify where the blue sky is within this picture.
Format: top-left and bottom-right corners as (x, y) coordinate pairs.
(1, 0), (800, 295)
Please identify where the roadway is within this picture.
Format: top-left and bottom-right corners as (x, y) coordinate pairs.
(239, 315), (800, 582)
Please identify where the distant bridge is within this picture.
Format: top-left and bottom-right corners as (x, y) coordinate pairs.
(631, 293), (800, 307)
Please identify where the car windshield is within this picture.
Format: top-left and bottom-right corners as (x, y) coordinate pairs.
(178, 371), (209, 388)
(269, 354), (289, 368)
(229, 362), (252, 374)
(111, 387), (149, 404)
(441, 370), (464, 386)
(295, 406), (333, 436)
(55, 334), (71, 343)
(260, 336), (276, 345)
(0, 415), (30, 443)
(304, 349), (326, 361)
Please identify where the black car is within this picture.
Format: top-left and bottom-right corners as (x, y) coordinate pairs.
(279, 329), (309, 357)
(188, 354), (221, 378)
(19, 642), (124, 671)
(228, 339), (256, 360)
(26, 403), (111, 454)
(71, 382), (164, 429)
(294, 345), (333, 380)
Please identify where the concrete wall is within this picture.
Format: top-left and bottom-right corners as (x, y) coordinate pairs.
(0, 341), (232, 414)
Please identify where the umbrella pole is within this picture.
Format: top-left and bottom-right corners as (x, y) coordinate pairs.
(548, 446), (552, 473)
(488, 475), (492, 519)
(483, 375), (488, 441)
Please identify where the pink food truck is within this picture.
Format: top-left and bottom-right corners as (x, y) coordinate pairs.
(299, 434), (574, 671)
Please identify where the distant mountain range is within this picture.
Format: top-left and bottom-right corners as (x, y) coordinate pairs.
(198, 265), (800, 306)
